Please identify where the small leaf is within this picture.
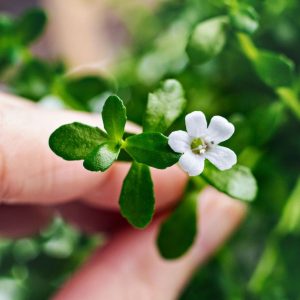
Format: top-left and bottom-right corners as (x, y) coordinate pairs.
(157, 192), (198, 259)
(120, 162), (154, 228)
(187, 16), (228, 64)
(15, 8), (47, 45)
(250, 102), (285, 145)
(83, 141), (120, 172)
(49, 122), (108, 160)
(102, 95), (126, 141)
(253, 51), (294, 88)
(143, 79), (186, 133)
(201, 163), (257, 202)
(124, 133), (180, 169)
(230, 5), (259, 34)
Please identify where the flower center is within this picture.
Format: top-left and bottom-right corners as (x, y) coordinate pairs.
(191, 138), (207, 155)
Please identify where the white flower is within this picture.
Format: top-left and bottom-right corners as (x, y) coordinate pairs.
(168, 111), (237, 176)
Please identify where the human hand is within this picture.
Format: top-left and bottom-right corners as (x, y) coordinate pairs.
(0, 93), (246, 300)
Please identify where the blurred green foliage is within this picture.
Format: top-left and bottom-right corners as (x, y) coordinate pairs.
(0, 218), (102, 300)
(0, 0), (300, 299)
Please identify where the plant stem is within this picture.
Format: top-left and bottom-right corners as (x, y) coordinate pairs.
(276, 87), (300, 120)
(236, 33), (258, 60)
(248, 178), (300, 293)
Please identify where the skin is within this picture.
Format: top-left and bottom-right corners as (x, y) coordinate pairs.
(0, 92), (246, 299)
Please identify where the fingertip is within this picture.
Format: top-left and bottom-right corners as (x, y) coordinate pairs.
(189, 187), (247, 259)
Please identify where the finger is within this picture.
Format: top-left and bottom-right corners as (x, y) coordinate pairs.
(53, 188), (246, 300)
(0, 204), (52, 238)
(0, 93), (187, 210)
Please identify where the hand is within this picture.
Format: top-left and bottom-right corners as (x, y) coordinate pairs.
(0, 93), (246, 300)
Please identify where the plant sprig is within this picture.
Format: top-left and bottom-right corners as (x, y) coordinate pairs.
(49, 79), (257, 258)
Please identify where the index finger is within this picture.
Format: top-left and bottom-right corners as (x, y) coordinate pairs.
(0, 93), (187, 210)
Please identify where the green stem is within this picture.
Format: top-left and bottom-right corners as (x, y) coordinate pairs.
(236, 33), (258, 60)
(248, 236), (279, 293)
(248, 178), (300, 293)
(276, 87), (300, 120)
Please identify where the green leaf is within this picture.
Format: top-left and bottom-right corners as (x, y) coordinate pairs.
(202, 163), (257, 202)
(157, 191), (198, 259)
(253, 51), (294, 88)
(124, 133), (180, 169)
(137, 21), (190, 84)
(15, 8), (47, 45)
(143, 79), (186, 133)
(102, 95), (126, 141)
(230, 5), (259, 34)
(250, 102), (285, 145)
(83, 141), (120, 172)
(187, 16), (228, 64)
(49, 122), (108, 160)
(120, 162), (154, 228)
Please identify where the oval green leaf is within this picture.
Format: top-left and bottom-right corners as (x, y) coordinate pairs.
(49, 122), (108, 160)
(102, 95), (127, 141)
(157, 192), (198, 259)
(143, 79), (186, 133)
(124, 133), (180, 169)
(201, 163), (257, 202)
(253, 51), (294, 88)
(120, 162), (154, 228)
(83, 141), (120, 172)
(15, 8), (47, 45)
(187, 16), (228, 64)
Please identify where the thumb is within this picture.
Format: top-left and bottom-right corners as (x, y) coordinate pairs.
(0, 93), (186, 210)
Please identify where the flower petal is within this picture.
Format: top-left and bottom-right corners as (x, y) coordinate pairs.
(205, 146), (237, 171)
(206, 116), (235, 144)
(185, 111), (207, 138)
(179, 150), (205, 176)
(168, 130), (191, 153)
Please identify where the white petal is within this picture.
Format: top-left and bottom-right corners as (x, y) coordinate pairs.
(179, 151), (205, 176)
(206, 116), (235, 144)
(185, 111), (207, 138)
(205, 146), (237, 171)
(168, 130), (191, 153)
